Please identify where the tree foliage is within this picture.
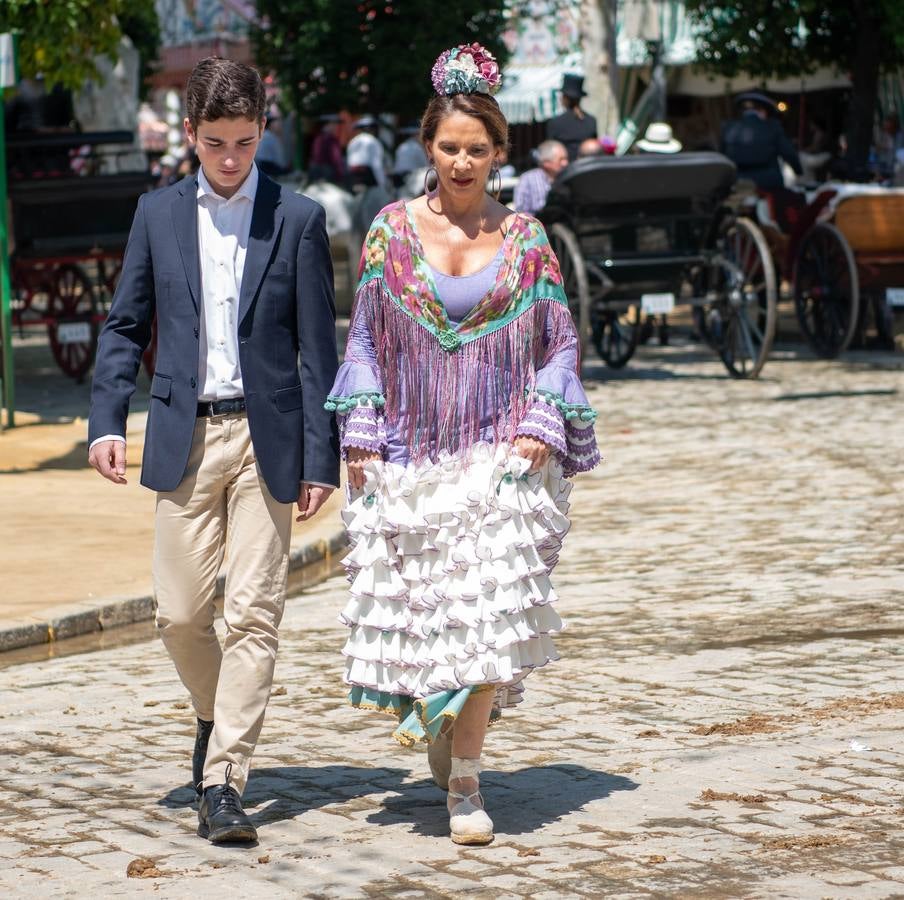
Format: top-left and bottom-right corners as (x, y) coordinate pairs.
(0, 1), (124, 91)
(119, 1), (163, 100)
(253, 0), (510, 122)
(686, 1), (904, 176)
(0, 0), (161, 97)
(686, 0), (904, 80)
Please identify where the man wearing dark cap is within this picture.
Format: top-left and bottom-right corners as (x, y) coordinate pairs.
(546, 74), (598, 162)
(720, 92), (802, 190)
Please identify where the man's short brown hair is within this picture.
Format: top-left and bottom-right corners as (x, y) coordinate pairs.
(185, 57), (266, 129)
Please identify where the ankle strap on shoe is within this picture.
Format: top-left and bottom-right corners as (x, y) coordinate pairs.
(450, 756), (481, 780)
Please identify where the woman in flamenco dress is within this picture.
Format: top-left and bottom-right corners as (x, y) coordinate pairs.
(325, 43), (600, 846)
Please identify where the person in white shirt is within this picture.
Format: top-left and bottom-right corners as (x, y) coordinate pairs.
(346, 115), (388, 189)
(87, 57), (339, 846)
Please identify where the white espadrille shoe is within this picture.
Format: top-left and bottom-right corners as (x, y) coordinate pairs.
(427, 726), (453, 790)
(448, 757), (494, 846)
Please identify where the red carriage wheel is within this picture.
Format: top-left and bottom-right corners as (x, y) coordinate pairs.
(46, 264), (98, 382)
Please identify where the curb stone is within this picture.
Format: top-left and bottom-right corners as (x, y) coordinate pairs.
(0, 527), (349, 653)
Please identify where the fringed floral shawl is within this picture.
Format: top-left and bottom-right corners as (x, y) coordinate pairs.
(327, 201), (599, 475)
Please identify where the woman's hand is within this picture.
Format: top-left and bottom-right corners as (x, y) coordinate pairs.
(513, 436), (552, 472)
(346, 446), (382, 490)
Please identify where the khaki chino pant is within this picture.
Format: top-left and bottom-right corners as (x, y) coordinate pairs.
(153, 413), (293, 794)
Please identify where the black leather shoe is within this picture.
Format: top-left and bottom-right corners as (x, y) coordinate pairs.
(197, 764), (257, 843)
(193, 718), (214, 795)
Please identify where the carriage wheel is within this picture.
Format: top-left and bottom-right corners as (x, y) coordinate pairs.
(46, 264), (98, 382)
(711, 217), (777, 379)
(142, 315), (158, 377)
(592, 305), (641, 368)
(793, 223), (859, 358)
(549, 223), (592, 354)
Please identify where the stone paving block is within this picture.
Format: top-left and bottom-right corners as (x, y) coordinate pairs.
(2, 351), (904, 895)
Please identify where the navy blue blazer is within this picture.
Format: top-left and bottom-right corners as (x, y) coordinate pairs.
(89, 172), (340, 503)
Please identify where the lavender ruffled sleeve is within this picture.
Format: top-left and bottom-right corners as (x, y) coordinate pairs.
(515, 303), (601, 477)
(325, 282), (387, 459)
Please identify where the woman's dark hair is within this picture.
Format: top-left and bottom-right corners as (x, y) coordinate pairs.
(420, 93), (509, 154)
(185, 57), (266, 129)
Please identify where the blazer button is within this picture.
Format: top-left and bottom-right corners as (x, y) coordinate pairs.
(190, 377), (197, 388)
(193, 326), (199, 338)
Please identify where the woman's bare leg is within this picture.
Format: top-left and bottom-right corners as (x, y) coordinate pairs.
(448, 688), (494, 810)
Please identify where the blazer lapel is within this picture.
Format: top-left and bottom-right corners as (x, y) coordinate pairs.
(171, 175), (201, 313)
(239, 175), (283, 323)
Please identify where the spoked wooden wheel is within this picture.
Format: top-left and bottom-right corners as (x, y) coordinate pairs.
(709, 217), (777, 378)
(592, 304), (641, 368)
(793, 223), (859, 358)
(46, 264), (98, 382)
(549, 223), (591, 354)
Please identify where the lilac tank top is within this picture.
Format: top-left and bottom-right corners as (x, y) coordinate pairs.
(429, 245), (504, 325)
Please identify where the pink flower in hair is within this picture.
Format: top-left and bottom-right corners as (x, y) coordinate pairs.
(431, 43), (502, 96)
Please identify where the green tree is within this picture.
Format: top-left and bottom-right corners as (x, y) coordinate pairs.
(0, 1), (125, 91)
(253, 0), (510, 123)
(119, 0), (163, 100)
(686, 0), (904, 178)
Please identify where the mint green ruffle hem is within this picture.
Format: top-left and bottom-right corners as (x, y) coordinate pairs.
(348, 685), (500, 748)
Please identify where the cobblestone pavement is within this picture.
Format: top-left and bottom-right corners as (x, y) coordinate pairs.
(2, 344), (903, 899)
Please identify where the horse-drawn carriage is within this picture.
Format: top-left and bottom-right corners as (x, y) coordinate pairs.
(541, 152), (777, 378)
(7, 130), (155, 380)
(748, 183), (904, 357)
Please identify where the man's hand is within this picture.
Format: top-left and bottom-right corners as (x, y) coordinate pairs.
(513, 435), (552, 472)
(296, 483), (334, 522)
(88, 440), (128, 484)
(346, 446), (382, 490)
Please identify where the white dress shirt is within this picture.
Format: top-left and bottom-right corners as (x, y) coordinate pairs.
(196, 162), (256, 401)
(346, 132), (387, 188)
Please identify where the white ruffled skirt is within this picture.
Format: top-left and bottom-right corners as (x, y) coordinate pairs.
(339, 442), (571, 712)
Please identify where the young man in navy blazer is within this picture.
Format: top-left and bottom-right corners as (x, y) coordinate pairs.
(88, 57), (340, 843)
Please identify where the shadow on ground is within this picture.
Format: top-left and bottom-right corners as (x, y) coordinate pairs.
(368, 764), (639, 838)
(158, 764), (412, 821)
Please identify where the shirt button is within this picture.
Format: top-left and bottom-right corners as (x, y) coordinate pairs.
(220, 377), (226, 383)
(193, 326), (199, 338)
(190, 377), (197, 388)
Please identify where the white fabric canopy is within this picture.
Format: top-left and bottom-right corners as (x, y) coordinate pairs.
(496, 53), (583, 125)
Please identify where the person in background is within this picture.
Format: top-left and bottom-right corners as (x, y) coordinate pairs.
(634, 122), (681, 346)
(513, 139), (568, 214)
(392, 122), (428, 187)
(496, 146), (516, 178)
(309, 113), (345, 183)
(720, 92), (801, 190)
(347, 115), (388, 190)
(546, 74), (598, 162)
(392, 122), (427, 198)
(875, 112), (904, 181)
(255, 113), (288, 176)
(635, 122), (682, 154)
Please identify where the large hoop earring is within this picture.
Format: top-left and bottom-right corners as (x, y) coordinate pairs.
(489, 164), (502, 199)
(423, 165), (438, 194)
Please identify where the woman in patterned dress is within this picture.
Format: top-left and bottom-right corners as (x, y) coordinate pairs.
(325, 44), (600, 845)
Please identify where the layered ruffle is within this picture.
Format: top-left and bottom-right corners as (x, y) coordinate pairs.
(339, 442), (571, 731)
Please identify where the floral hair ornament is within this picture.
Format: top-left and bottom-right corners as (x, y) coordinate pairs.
(431, 43), (502, 97)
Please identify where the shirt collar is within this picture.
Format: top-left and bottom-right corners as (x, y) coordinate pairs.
(197, 163), (259, 204)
